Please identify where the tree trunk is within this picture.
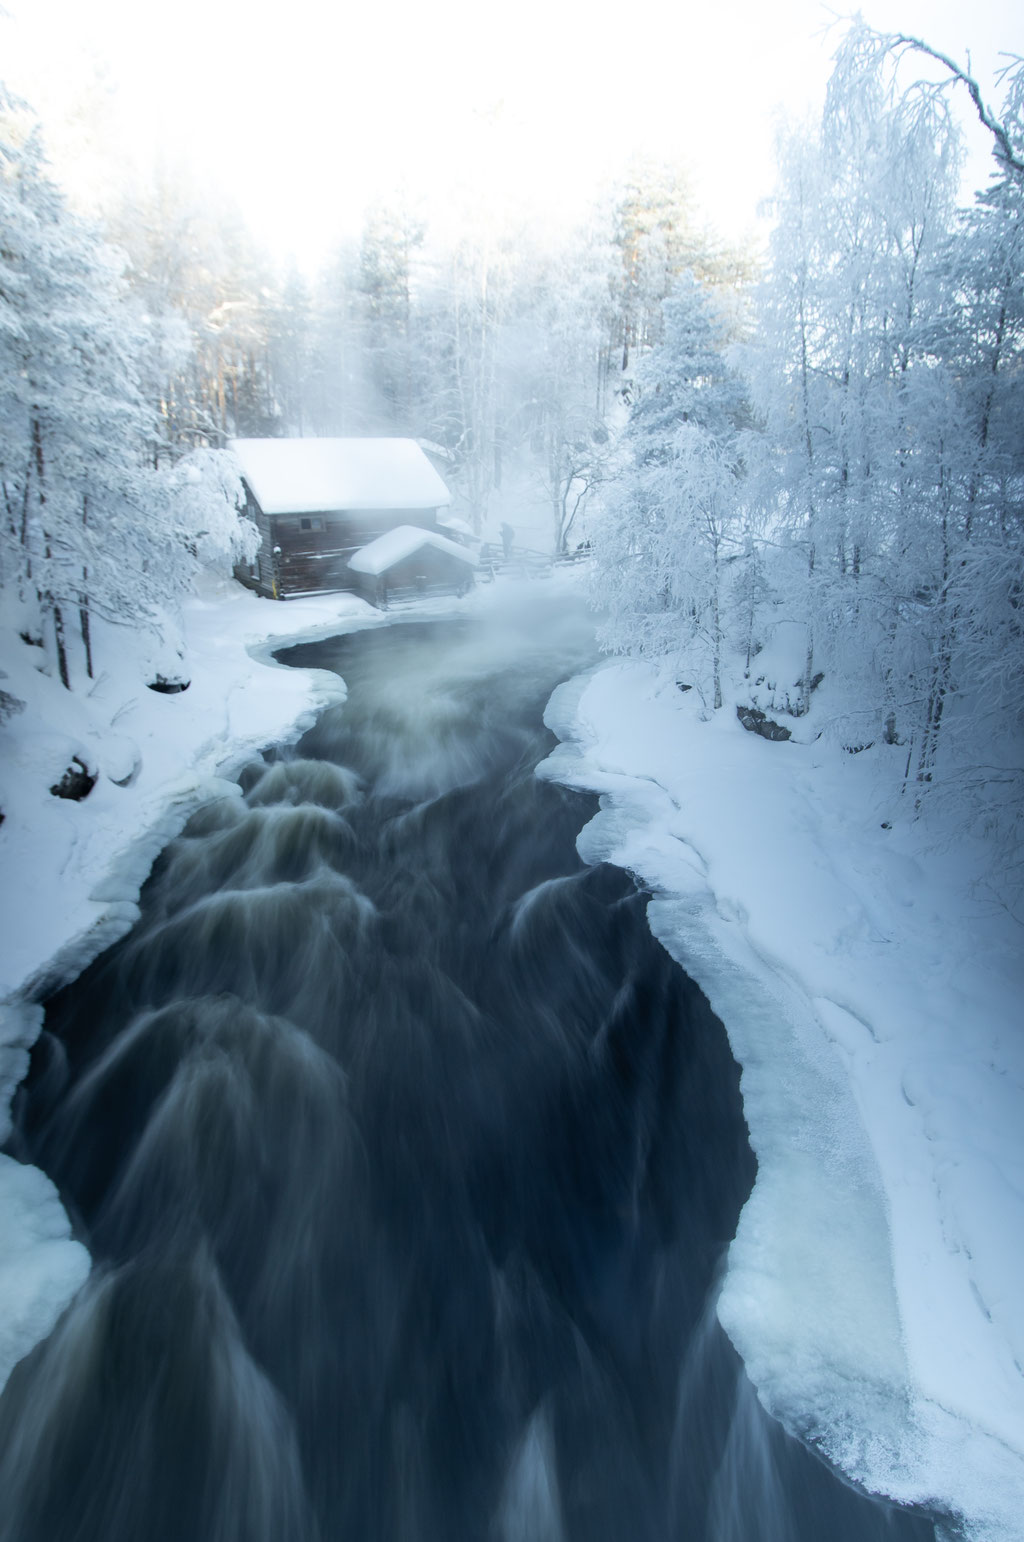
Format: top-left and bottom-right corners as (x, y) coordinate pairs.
(32, 420), (70, 689)
(742, 533), (757, 679)
(915, 512), (954, 798)
(916, 631), (952, 799)
(79, 496), (93, 679)
(18, 461), (34, 590)
(797, 286), (817, 718)
(712, 535), (723, 710)
(52, 599), (70, 690)
(79, 586), (93, 680)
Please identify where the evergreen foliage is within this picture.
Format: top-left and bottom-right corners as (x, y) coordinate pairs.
(0, 92), (253, 690)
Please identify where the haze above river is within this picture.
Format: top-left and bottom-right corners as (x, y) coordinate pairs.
(0, 596), (936, 1540)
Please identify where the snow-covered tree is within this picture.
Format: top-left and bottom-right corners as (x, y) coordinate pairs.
(590, 20), (1023, 872)
(908, 55), (1024, 802)
(303, 242), (365, 436)
(594, 272), (751, 708)
(502, 229), (615, 554)
(356, 202), (425, 431)
(747, 24), (963, 729)
(106, 171), (279, 445)
(0, 91), (253, 690)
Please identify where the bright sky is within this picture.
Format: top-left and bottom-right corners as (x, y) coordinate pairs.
(2, 0), (1020, 269)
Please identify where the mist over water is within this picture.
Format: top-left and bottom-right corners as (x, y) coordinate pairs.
(1, 594), (935, 1541)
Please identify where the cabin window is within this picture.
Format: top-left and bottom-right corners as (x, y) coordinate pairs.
(299, 517), (324, 532)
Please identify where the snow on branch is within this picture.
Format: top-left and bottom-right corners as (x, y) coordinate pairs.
(887, 33), (1024, 179)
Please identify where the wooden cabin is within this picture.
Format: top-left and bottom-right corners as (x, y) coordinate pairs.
(230, 437), (453, 598)
(347, 526), (478, 608)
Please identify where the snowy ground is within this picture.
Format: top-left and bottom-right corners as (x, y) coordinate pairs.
(1, 572), (1021, 1542)
(540, 654), (1024, 1542)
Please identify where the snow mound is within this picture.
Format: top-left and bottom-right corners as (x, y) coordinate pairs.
(0, 1123), (90, 1392)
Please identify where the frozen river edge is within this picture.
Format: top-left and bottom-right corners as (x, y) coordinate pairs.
(1, 576), (1021, 1542)
(0, 578), (393, 1396)
(539, 662), (1024, 1542)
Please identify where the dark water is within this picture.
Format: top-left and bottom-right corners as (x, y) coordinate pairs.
(1, 599), (936, 1542)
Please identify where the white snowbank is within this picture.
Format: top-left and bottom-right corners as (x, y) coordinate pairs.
(0, 576), (391, 1392)
(0, 1130), (91, 1393)
(539, 658), (1024, 1542)
(347, 525), (478, 576)
(0, 581), (382, 1005)
(0, 567), (567, 1396)
(229, 436), (451, 514)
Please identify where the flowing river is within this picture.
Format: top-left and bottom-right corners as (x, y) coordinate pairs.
(0, 595), (936, 1541)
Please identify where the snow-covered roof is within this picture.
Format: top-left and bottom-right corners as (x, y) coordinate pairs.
(437, 512), (475, 539)
(347, 525), (478, 576)
(229, 437), (451, 515)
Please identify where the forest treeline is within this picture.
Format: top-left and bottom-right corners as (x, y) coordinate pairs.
(95, 155), (747, 546)
(0, 84), (746, 688)
(1, 23), (1021, 870)
(596, 27), (1023, 867)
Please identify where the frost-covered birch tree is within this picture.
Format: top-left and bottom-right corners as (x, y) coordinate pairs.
(746, 25), (962, 729)
(589, 20), (1024, 863)
(909, 57), (1024, 809)
(507, 231), (615, 555)
(594, 273), (750, 709)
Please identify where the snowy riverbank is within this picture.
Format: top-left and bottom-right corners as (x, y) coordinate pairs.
(0, 570), (574, 1395)
(541, 658), (1024, 1542)
(2, 577), (1021, 1542)
(0, 576), (395, 1389)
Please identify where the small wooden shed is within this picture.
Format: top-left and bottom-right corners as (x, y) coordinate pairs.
(230, 437), (452, 598)
(347, 526), (478, 608)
